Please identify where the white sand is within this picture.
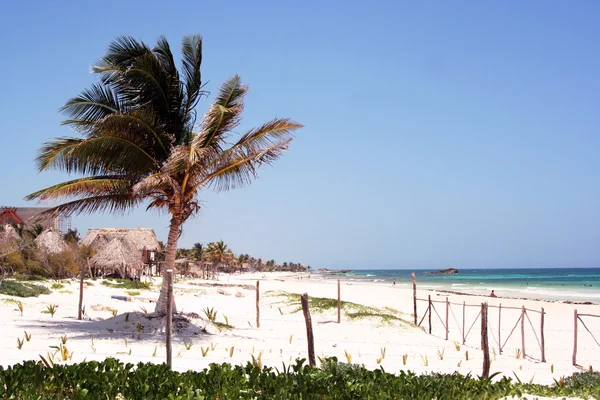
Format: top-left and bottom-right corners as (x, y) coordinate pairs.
(1, 272), (599, 392)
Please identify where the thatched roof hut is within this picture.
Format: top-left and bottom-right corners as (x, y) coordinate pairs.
(82, 228), (160, 278)
(35, 229), (70, 254)
(89, 238), (143, 277)
(82, 228), (160, 252)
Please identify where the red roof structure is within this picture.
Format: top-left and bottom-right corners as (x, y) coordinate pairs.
(0, 207), (25, 225)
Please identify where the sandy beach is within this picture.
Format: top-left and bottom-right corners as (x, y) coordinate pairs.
(1, 271), (599, 388)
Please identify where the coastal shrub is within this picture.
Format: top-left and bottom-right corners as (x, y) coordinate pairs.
(46, 251), (78, 278)
(1, 357), (598, 399)
(101, 279), (152, 290)
(0, 280), (50, 297)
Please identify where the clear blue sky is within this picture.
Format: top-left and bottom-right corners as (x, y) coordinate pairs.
(1, 1), (599, 269)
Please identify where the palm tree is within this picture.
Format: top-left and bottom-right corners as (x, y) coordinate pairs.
(26, 35), (302, 315)
(192, 242), (204, 261)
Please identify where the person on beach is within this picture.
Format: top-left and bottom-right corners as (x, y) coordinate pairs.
(490, 290), (497, 298)
(393, 279), (396, 286)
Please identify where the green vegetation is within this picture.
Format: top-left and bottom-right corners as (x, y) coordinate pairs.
(50, 282), (64, 290)
(270, 291), (411, 326)
(0, 280), (50, 297)
(126, 290), (141, 296)
(1, 358), (599, 399)
(101, 279), (151, 290)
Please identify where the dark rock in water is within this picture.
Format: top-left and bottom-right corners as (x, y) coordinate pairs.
(423, 268), (458, 275)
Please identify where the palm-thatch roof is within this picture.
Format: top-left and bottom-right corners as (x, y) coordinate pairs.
(0, 225), (20, 243)
(82, 228), (160, 252)
(89, 238), (143, 277)
(82, 228), (160, 278)
(35, 229), (70, 254)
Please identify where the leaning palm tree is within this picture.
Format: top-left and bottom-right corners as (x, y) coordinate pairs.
(26, 35), (302, 315)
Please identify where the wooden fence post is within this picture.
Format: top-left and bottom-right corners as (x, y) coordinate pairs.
(540, 307), (546, 363)
(256, 281), (260, 328)
(166, 269), (173, 367)
(481, 302), (490, 378)
(77, 261), (85, 320)
(337, 279), (341, 324)
(428, 295), (432, 334)
(521, 306), (526, 360)
(300, 293), (316, 367)
(462, 301), (466, 345)
(445, 297), (449, 340)
(412, 272), (417, 325)
(572, 309), (578, 366)
(498, 303), (502, 354)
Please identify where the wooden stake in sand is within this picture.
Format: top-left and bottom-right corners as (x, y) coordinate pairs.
(166, 269), (173, 367)
(445, 297), (449, 340)
(428, 295), (432, 334)
(481, 302), (490, 378)
(498, 303), (502, 354)
(256, 280), (260, 329)
(573, 309), (578, 366)
(77, 260), (85, 320)
(301, 293), (316, 367)
(411, 272), (417, 325)
(540, 307), (546, 363)
(462, 301), (466, 345)
(337, 279), (341, 324)
(521, 306), (526, 360)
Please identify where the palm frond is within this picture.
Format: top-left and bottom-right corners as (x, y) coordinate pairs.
(36, 134), (160, 175)
(25, 176), (134, 202)
(181, 34), (204, 114)
(190, 138), (292, 193)
(92, 35), (151, 78)
(153, 36), (178, 77)
(196, 76), (247, 149)
(59, 84), (121, 133)
(30, 194), (139, 218)
(234, 118), (303, 153)
(36, 137), (84, 172)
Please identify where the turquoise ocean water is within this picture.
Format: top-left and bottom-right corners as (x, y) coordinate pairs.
(315, 268), (600, 303)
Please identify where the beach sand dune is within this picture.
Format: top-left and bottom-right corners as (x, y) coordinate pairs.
(1, 272), (599, 390)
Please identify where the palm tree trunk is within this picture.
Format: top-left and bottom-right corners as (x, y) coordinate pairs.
(155, 212), (181, 315)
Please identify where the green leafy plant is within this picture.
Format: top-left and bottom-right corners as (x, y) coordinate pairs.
(184, 340), (193, 350)
(200, 346), (209, 357)
(203, 307), (217, 322)
(23, 331), (31, 342)
(16, 338), (24, 350)
(126, 290), (141, 296)
(45, 304), (57, 318)
(0, 281), (50, 297)
(51, 283), (64, 290)
(60, 334), (68, 345)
